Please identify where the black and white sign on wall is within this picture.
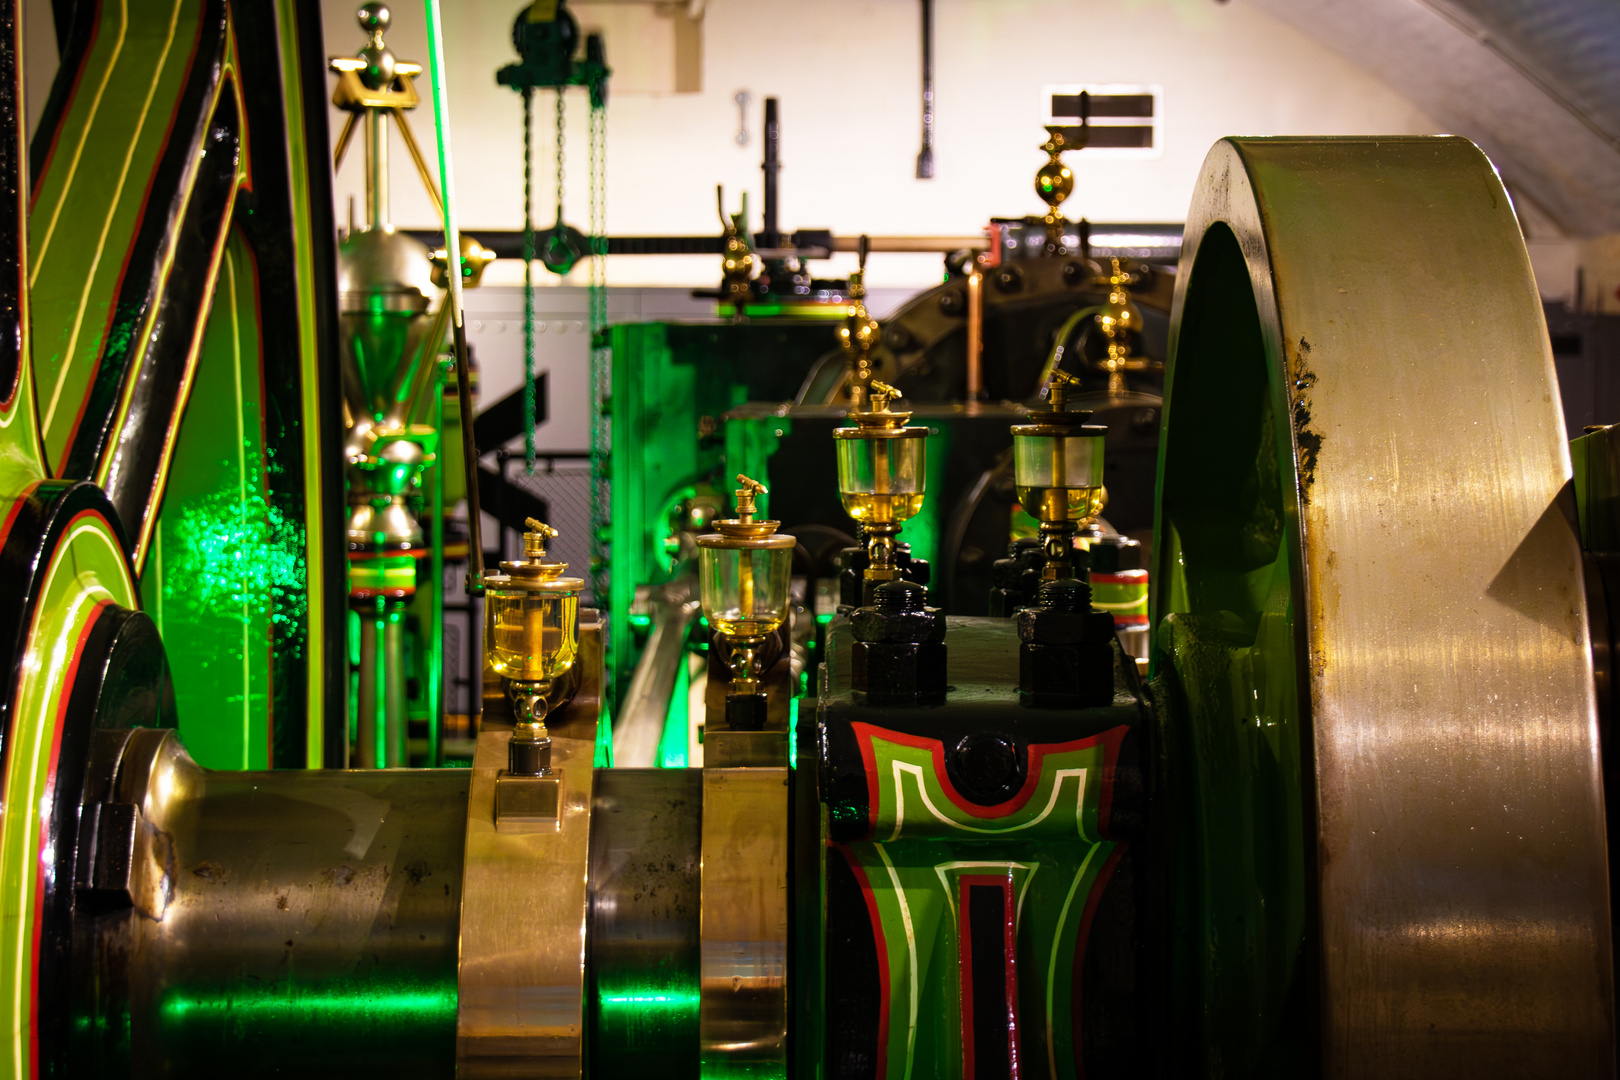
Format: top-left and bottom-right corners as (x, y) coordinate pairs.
(1042, 84), (1164, 159)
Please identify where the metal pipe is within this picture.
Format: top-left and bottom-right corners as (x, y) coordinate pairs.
(615, 584), (701, 768)
(424, 0), (485, 596)
(365, 108), (389, 229)
(761, 98), (780, 250)
(398, 224), (1186, 259)
(915, 0), (934, 178)
(833, 234), (985, 253)
(429, 365), (445, 767)
(356, 607), (379, 768)
(385, 609), (407, 766)
(966, 267), (984, 399)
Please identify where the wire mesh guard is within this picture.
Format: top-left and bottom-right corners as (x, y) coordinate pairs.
(498, 454), (597, 604)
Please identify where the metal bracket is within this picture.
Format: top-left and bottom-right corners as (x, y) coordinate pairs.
(494, 770), (563, 831)
(457, 611), (602, 1078)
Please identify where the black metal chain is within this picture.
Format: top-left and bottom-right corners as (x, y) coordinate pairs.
(588, 99), (607, 607)
(522, 87), (535, 472)
(555, 88), (566, 221)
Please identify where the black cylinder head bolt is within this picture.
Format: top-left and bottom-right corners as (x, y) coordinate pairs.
(850, 579), (948, 707)
(1017, 577), (1116, 709)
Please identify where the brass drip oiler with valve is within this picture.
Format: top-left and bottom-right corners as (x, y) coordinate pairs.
(1011, 374), (1117, 708)
(834, 384), (948, 707)
(695, 476), (794, 734)
(1013, 371), (1107, 581)
(483, 519), (583, 776)
(834, 380), (929, 606)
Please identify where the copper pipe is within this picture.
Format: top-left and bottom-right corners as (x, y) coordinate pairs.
(966, 267), (984, 400)
(831, 235), (986, 253)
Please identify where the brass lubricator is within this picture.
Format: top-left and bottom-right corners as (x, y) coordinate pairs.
(484, 518), (584, 774)
(332, 3), (498, 769)
(834, 381), (930, 603)
(1012, 372), (1107, 581)
(695, 476), (794, 729)
(838, 236), (880, 409)
(1091, 257), (1161, 395)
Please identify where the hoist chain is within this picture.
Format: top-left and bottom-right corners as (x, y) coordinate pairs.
(555, 88), (566, 221)
(588, 99), (608, 606)
(522, 87), (536, 473)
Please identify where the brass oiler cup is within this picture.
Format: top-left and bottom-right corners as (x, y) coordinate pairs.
(1012, 373), (1107, 580)
(833, 380), (928, 598)
(484, 519), (582, 773)
(695, 476), (794, 730)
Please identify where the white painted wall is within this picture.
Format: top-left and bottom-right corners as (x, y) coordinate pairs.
(321, 0), (1442, 288)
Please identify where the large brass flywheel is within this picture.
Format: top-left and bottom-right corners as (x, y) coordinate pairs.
(1153, 137), (1614, 1077)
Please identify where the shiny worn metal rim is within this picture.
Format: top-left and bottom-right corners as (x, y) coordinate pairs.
(1161, 135), (1614, 1075)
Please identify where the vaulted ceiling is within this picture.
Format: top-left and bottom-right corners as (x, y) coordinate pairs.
(1246, 0), (1620, 235)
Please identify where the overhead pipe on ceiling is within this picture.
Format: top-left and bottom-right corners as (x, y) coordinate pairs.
(916, 0), (935, 178)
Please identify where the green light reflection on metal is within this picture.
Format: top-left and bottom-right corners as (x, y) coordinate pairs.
(595, 978), (701, 1073)
(595, 705), (615, 767)
(167, 485), (308, 628)
(162, 986), (455, 1022)
(789, 696), (798, 770)
(658, 653), (691, 768)
(597, 989), (700, 1012)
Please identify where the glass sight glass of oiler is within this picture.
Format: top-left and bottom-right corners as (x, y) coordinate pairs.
(1014, 371), (1107, 579)
(484, 519), (582, 773)
(834, 380), (928, 601)
(696, 476), (794, 727)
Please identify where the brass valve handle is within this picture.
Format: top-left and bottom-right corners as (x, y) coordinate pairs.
(869, 379), (901, 411)
(1046, 369), (1082, 411)
(522, 518), (558, 560)
(734, 475), (768, 521)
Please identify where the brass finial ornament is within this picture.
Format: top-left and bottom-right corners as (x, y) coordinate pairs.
(330, 4), (442, 223)
(1090, 257), (1161, 395)
(696, 476), (795, 727)
(834, 380), (930, 599)
(719, 186), (757, 316)
(1035, 125), (1085, 255)
(484, 519), (584, 767)
(838, 236), (880, 409)
(1013, 371), (1107, 581)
